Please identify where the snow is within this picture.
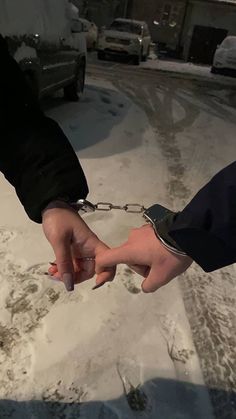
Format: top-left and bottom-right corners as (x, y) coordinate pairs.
(0, 0), (87, 55)
(0, 0), (71, 41)
(213, 0), (236, 3)
(13, 42), (37, 62)
(66, 1), (79, 20)
(141, 57), (236, 86)
(65, 2), (87, 53)
(0, 76), (214, 418)
(142, 59), (212, 77)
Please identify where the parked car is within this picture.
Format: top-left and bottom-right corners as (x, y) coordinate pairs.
(0, 0), (87, 101)
(79, 18), (98, 50)
(211, 36), (236, 75)
(97, 18), (151, 65)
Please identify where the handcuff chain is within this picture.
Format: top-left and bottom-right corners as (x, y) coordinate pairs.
(95, 202), (146, 214)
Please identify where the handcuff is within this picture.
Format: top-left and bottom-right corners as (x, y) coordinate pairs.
(70, 199), (187, 257)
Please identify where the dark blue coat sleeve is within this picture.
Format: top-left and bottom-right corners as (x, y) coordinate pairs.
(0, 35), (88, 223)
(169, 161), (236, 272)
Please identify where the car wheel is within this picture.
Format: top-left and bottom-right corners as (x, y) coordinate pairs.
(98, 51), (105, 60)
(133, 54), (141, 65)
(141, 48), (147, 61)
(77, 62), (85, 95)
(64, 61), (85, 102)
(24, 72), (39, 100)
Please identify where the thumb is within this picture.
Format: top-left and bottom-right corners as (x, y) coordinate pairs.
(141, 267), (165, 293)
(53, 238), (75, 292)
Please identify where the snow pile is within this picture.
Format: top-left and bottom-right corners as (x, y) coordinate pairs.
(142, 58), (236, 85)
(13, 42), (37, 62)
(66, 1), (79, 20)
(0, 0), (71, 41)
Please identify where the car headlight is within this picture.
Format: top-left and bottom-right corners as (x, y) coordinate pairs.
(132, 38), (142, 45)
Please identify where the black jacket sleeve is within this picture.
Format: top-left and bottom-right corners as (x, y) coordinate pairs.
(0, 35), (88, 223)
(168, 161), (236, 272)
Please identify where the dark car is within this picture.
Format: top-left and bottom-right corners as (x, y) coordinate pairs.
(0, 0), (87, 101)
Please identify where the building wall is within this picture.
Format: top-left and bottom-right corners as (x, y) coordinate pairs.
(74, 0), (127, 27)
(131, 0), (186, 49)
(182, 1), (236, 60)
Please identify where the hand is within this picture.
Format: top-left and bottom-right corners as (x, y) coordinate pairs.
(42, 201), (115, 291)
(96, 224), (193, 293)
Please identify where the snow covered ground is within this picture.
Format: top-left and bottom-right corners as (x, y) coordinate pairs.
(0, 77), (214, 418)
(141, 57), (236, 86)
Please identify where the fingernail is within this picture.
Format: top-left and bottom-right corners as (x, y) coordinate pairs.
(63, 273), (74, 292)
(92, 281), (106, 290)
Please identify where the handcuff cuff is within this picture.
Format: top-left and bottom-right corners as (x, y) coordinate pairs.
(69, 199), (187, 257)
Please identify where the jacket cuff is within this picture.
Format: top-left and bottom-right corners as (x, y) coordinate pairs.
(16, 160), (89, 223)
(169, 211), (236, 272)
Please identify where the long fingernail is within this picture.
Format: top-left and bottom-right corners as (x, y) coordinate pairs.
(63, 273), (74, 292)
(92, 281), (106, 290)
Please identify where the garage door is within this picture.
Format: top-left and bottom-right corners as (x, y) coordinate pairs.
(189, 25), (228, 64)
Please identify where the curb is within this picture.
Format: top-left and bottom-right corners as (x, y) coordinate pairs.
(142, 63), (236, 87)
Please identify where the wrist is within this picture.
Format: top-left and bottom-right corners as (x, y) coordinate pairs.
(144, 204), (188, 257)
(42, 198), (96, 217)
(156, 231), (190, 258)
(42, 199), (77, 217)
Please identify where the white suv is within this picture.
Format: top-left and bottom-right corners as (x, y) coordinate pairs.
(212, 36), (236, 75)
(97, 18), (151, 65)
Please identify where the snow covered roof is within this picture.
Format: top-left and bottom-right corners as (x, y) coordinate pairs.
(0, 0), (71, 39)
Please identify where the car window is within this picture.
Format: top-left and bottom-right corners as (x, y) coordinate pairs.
(110, 20), (142, 35)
